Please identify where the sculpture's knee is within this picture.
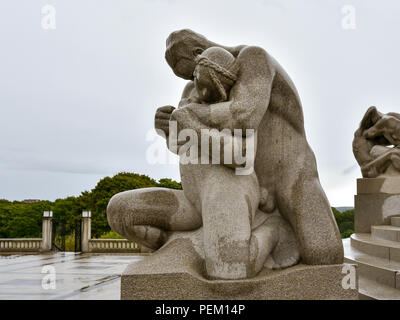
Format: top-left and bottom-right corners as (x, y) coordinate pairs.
(296, 216), (344, 265)
(106, 190), (143, 238)
(279, 176), (344, 265)
(107, 188), (174, 248)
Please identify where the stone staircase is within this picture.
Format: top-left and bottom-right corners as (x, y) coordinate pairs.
(344, 216), (400, 299)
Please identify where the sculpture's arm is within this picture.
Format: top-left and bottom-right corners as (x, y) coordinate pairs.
(364, 114), (400, 146)
(352, 106), (400, 177)
(360, 148), (400, 178)
(387, 112), (400, 120)
(170, 47), (274, 168)
(352, 128), (375, 169)
(172, 46), (275, 133)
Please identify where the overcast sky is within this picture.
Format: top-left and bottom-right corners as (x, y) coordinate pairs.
(1, 0), (399, 206)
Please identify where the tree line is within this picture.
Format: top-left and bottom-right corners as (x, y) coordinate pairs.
(0, 172), (181, 239)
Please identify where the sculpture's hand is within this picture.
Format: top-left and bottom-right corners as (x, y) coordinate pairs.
(155, 105), (175, 137)
(178, 96), (201, 108)
(364, 115), (400, 146)
(170, 105), (209, 131)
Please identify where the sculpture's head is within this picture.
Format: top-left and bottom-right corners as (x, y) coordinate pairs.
(165, 29), (212, 80)
(360, 106), (390, 145)
(360, 106), (382, 130)
(193, 47), (239, 103)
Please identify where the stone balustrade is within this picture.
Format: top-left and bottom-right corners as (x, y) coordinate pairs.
(0, 238), (42, 252)
(88, 239), (140, 253)
(0, 211), (145, 254)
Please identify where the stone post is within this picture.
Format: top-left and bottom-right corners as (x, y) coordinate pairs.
(81, 211), (91, 253)
(355, 177), (400, 232)
(41, 211), (53, 252)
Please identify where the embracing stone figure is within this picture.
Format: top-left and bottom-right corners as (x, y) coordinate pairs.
(107, 29), (343, 281)
(353, 106), (400, 178)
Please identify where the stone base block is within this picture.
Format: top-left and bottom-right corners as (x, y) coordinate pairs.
(357, 178), (400, 195)
(355, 193), (400, 233)
(121, 238), (358, 300)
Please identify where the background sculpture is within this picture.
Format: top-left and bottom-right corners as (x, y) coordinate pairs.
(107, 29), (343, 280)
(353, 106), (400, 178)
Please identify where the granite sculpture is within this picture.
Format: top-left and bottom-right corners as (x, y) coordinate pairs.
(344, 107), (400, 299)
(353, 106), (400, 178)
(352, 106), (400, 234)
(107, 29), (344, 281)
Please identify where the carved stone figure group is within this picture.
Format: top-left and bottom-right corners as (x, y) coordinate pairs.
(107, 30), (400, 280)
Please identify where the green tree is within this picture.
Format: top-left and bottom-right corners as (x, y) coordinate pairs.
(0, 200), (52, 238)
(157, 178), (182, 190)
(0, 172), (182, 239)
(332, 208), (354, 239)
(85, 172), (160, 237)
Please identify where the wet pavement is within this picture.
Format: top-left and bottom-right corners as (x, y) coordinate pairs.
(0, 253), (144, 300)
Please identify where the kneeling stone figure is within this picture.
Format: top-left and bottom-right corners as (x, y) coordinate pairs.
(107, 29), (343, 280)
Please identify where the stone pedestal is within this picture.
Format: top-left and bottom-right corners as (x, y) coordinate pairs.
(344, 177), (400, 299)
(355, 178), (400, 233)
(121, 238), (358, 300)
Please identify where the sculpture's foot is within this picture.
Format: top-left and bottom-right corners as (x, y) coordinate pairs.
(267, 252), (300, 270)
(131, 225), (169, 250)
(271, 240), (301, 269)
(262, 214), (301, 270)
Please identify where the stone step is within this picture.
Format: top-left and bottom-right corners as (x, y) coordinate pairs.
(343, 238), (400, 292)
(358, 277), (400, 300)
(372, 225), (400, 242)
(344, 254), (400, 291)
(351, 233), (400, 262)
(392, 217), (400, 227)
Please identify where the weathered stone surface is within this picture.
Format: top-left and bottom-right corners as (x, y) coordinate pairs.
(355, 193), (400, 233)
(121, 238), (357, 300)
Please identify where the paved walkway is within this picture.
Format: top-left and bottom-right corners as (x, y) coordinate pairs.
(0, 253), (144, 300)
